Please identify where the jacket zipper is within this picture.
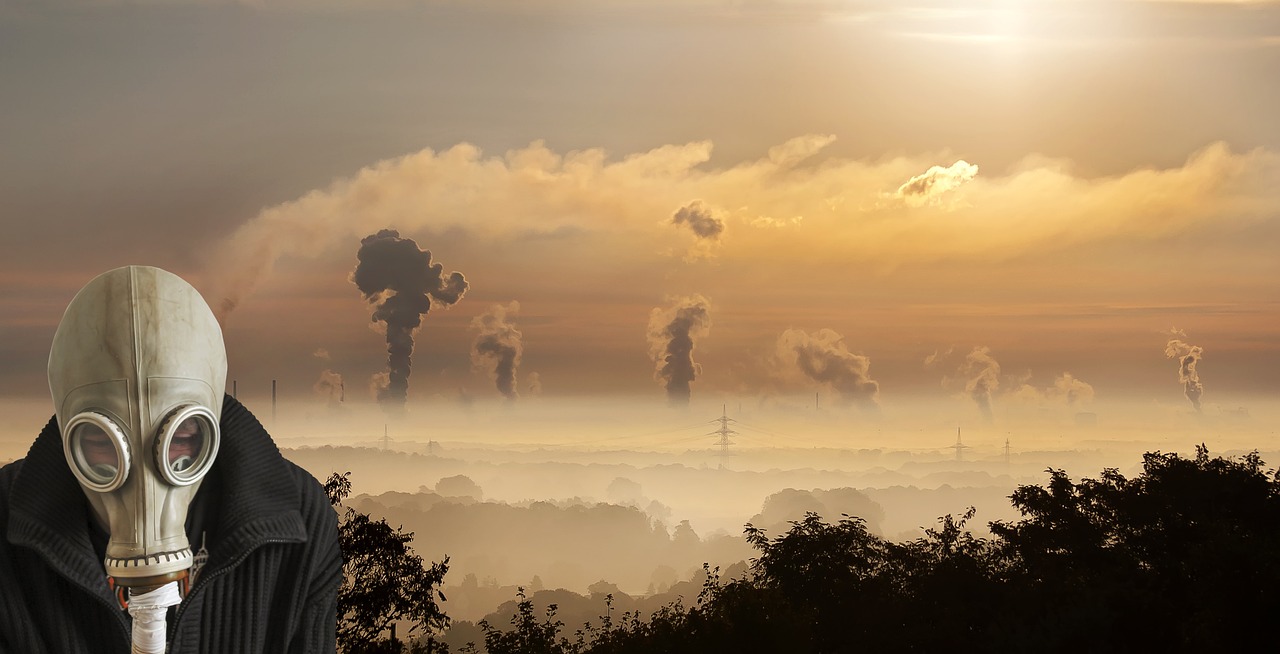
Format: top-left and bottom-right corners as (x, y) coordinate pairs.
(166, 538), (292, 654)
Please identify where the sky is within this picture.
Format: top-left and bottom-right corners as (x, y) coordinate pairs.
(2, 0), (1279, 435)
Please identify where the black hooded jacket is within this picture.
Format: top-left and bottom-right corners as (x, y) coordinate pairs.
(0, 396), (342, 653)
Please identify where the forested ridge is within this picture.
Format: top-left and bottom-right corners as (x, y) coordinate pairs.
(334, 446), (1280, 653)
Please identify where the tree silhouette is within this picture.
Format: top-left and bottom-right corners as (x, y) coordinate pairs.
(326, 472), (451, 653)
(466, 447), (1280, 653)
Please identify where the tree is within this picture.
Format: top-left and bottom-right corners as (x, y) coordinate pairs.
(326, 472), (451, 653)
(990, 446), (1280, 651)
(476, 588), (575, 654)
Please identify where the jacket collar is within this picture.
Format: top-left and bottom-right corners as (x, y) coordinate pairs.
(6, 395), (307, 592)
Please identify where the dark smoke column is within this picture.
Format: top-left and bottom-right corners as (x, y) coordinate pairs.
(471, 302), (523, 401)
(352, 229), (468, 411)
(647, 295), (712, 406)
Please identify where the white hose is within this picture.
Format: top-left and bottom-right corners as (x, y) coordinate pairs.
(128, 581), (183, 654)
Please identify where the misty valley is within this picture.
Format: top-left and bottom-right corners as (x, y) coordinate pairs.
(273, 405), (1280, 653)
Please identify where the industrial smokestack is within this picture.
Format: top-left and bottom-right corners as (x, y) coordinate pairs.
(1165, 328), (1204, 412)
(352, 229), (469, 412)
(470, 302), (524, 401)
(646, 295), (712, 406)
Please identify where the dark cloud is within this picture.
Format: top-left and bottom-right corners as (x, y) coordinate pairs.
(1165, 328), (1204, 412)
(777, 328), (879, 411)
(647, 295), (712, 406)
(352, 228), (469, 411)
(471, 301), (524, 401)
(671, 200), (726, 241)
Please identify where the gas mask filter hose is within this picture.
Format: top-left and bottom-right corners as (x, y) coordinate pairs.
(127, 582), (183, 654)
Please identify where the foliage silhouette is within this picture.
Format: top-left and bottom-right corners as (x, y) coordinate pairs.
(468, 448), (1280, 653)
(327, 472), (452, 654)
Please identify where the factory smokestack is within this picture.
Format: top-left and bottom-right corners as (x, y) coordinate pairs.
(1165, 328), (1204, 412)
(470, 302), (524, 401)
(646, 295), (712, 406)
(352, 229), (469, 412)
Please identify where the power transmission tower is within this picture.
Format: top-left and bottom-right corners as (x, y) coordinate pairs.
(708, 404), (738, 467)
(951, 426), (970, 461)
(1003, 437), (1011, 465)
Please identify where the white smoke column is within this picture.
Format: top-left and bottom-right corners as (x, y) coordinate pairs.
(963, 346), (1001, 422)
(776, 328), (880, 410)
(527, 371), (543, 397)
(470, 302), (524, 401)
(647, 295), (712, 406)
(1052, 372), (1095, 406)
(313, 369), (344, 406)
(1165, 328), (1204, 412)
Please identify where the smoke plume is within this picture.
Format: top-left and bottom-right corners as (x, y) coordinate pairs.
(1053, 372), (1095, 406)
(776, 329), (879, 410)
(471, 302), (524, 401)
(1010, 371), (1095, 407)
(647, 295), (712, 406)
(671, 200), (726, 240)
(313, 369), (344, 406)
(527, 372), (543, 397)
(1165, 328), (1204, 412)
(963, 346), (1001, 422)
(352, 229), (469, 411)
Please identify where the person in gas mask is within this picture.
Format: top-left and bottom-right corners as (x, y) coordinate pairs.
(0, 266), (342, 653)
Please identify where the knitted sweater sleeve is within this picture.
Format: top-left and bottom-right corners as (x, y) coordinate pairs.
(288, 467), (343, 654)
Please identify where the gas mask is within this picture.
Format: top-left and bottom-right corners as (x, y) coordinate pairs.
(47, 266), (227, 592)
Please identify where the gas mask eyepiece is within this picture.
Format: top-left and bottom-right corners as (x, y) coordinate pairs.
(153, 405), (219, 486)
(64, 413), (131, 492)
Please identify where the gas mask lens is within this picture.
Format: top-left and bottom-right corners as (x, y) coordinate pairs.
(155, 405), (218, 486)
(65, 413), (131, 492)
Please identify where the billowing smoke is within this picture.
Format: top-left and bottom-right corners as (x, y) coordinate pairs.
(646, 295), (712, 406)
(895, 160), (978, 206)
(1010, 371), (1095, 407)
(470, 301), (524, 401)
(776, 329), (879, 410)
(527, 372), (543, 397)
(671, 200), (725, 240)
(1052, 372), (1095, 406)
(351, 229), (469, 411)
(963, 346), (1001, 422)
(313, 370), (344, 406)
(1165, 328), (1204, 412)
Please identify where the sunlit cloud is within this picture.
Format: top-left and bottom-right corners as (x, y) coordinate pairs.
(207, 138), (1279, 314)
(893, 160), (979, 207)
